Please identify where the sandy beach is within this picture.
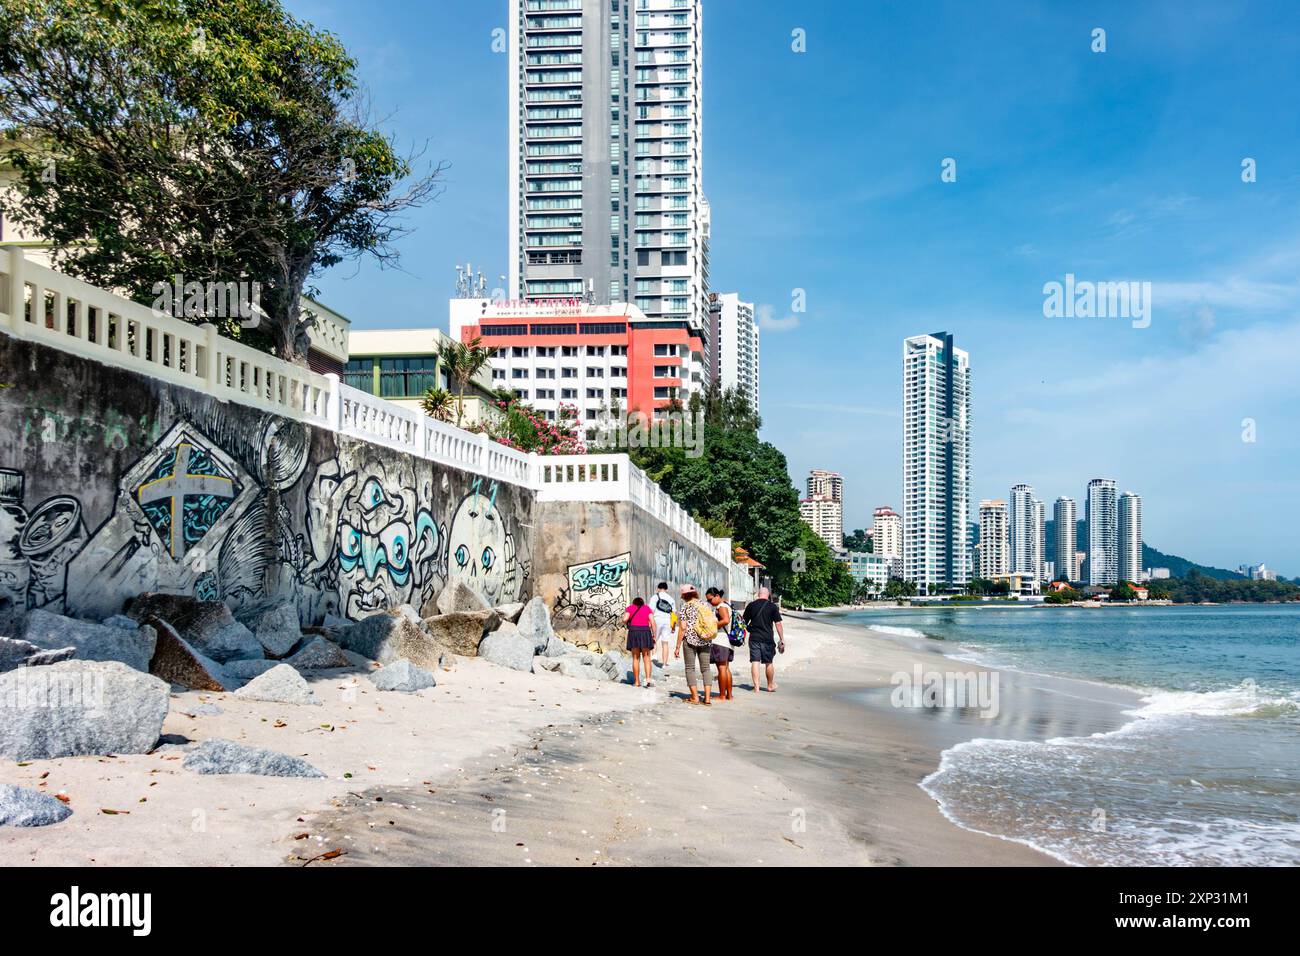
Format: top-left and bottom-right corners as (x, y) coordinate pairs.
(0, 611), (1139, 866)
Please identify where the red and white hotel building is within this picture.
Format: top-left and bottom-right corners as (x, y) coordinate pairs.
(450, 297), (708, 424)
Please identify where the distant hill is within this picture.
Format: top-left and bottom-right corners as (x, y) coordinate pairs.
(1041, 519), (1246, 581)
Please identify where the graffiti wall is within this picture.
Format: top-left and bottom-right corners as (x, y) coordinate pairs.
(0, 336), (533, 625)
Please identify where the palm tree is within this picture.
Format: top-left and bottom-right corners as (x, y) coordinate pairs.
(437, 335), (497, 427)
(421, 387), (455, 423)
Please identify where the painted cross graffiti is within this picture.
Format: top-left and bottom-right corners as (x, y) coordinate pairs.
(136, 442), (238, 560)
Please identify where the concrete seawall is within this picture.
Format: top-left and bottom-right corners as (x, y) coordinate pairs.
(0, 333), (730, 644)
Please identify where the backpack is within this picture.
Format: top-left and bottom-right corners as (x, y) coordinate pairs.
(692, 602), (718, 639)
(727, 611), (748, 647)
(654, 594), (674, 616)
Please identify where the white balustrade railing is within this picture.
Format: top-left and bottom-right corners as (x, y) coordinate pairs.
(1, 246), (734, 566)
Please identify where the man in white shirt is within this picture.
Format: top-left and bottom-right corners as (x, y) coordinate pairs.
(651, 581), (675, 667)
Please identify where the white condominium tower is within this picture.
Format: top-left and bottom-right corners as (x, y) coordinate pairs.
(799, 493), (843, 553)
(708, 292), (760, 413)
(978, 499), (1009, 579)
(1009, 483), (1042, 579)
(1054, 496), (1077, 583)
(871, 505), (903, 559)
(1119, 491), (1143, 583)
(1087, 478), (1119, 586)
(902, 332), (971, 593)
(508, 0), (708, 335)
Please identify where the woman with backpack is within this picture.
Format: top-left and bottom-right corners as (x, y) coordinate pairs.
(705, 588), (735, 701)
(622, 596), (657, 688)
(673, 583), (716, 705)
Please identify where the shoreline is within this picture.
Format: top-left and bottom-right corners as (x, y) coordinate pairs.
(0, 609), (1137, 867)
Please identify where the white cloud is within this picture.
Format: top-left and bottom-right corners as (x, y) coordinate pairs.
(756, 303), (800, 332)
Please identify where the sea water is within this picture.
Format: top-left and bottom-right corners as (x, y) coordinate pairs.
(843, 604), (1300, 866)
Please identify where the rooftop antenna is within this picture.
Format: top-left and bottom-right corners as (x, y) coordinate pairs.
(455, 262), (492, 299)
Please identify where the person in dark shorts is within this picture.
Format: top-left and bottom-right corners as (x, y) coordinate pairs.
(705, 587), (734, 700)
(623, 597), (656, 688)
(742, 587), (785, 692)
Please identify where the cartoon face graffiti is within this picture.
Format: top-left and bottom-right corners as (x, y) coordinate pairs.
(336, 464), (439, 619)
(446, 479), (520, 607)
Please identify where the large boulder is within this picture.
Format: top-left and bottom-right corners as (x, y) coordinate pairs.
(0, 660), (170, 760)
(333, 606), (447, 671)
(0, 636), (75, 672)
(424, 609), (499, 657)
(554, 650), (622, 682)
(233, 663), (319, 706)
(494, 602), (525, 624)
(234, 600), (302, 658)
(285, 637), (352, 671)
(435, 580), (492, 616)
(126, 594), (262, 664)
(21, 610), (156, 672)
(543, 633), (581, 659)
(0, 784), (74, 827)
(183, 739), (324, 778)
(370, 659), (436, 693)
(477, 627), (538, 672)
(146, 618), (234, 692)
(516, 597), (558, 654)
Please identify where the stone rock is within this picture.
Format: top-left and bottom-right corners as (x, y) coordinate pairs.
(233, 663), (319, 706)
(424, 609), (499, 657)
(0, 784), (73, 827)
(224, 658), (279, 681)
(183, 703), (223, 717)
(146, 618), (234, 692)
(126, 593), (262, 664)
(532, 656), (562, 674)
(102, 614), (141, 631)
(334, 605), (446, 671)
(285, 637), (352, 671)
(555, 650), (621, 682)
(0, 635), (75, 672)
(370, 659), (437, 693)
(543, 633), (581, 659)
(0, 660), (170, 760)
(494, 602), (525, 624)
(517, 597), (558, 654)
(182, 738), (324, 778)
(22, 609), (157, 672)
(477, 628), (538, 672)
(235, 600), (302, 658)
(436, 580), (492, 616)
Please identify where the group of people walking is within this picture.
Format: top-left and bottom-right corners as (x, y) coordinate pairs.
(622, 582), (786, 705)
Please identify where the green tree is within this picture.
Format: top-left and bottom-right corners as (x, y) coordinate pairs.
(842, 528), (871, 552)
(419, 387), (454, 423)
(437, 335), (496, 427)
(0, 0), (443, 363)
(884, 577), (917, 599)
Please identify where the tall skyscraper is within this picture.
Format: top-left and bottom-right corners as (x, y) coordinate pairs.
(871, 505), (903, 559)
(807, 469), (843, 502)
(1009, 483), (1040, 577)
(799, 493), (843, 553)
(978, 499), (1009, 579)
(902, 332), (971, 593)
(1119, 491), (1142, 583)
(1033, 498), (1047, 582)
(1054, 496), (1077, 583)
(708, 292), (760, 413)
(508, 0), (708, 336)
(1087, 478), (1119, 586)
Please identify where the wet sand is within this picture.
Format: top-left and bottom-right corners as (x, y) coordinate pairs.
(297, 613), (1139, 866)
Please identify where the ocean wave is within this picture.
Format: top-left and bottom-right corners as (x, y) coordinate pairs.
(866, 624), (928, 639)
(1132, 681), (1300, 720)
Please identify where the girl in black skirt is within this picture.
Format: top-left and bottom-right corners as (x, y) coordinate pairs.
(623, 597), (656, 688)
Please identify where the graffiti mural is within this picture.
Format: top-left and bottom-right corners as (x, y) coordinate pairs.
(654, 539), (705, 594)
(445, 476), (526, 608)
(553, 552), (630, 631)
(0, 333), (536, 626)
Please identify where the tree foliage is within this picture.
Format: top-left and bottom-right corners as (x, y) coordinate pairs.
(0, 0), (443, 363)
(1153, 570), (1300, 604)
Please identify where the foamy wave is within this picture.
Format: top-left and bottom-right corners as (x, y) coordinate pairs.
(1133, 681), (1300, 720)
(867, 624), (927, 638)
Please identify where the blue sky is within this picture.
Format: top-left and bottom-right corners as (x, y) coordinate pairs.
(288, 0), (1300, 576)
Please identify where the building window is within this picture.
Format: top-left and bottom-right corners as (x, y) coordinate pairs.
(377, 356), (440, 398)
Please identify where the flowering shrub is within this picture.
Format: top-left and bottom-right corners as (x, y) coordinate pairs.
(477, 399), (586, 455)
